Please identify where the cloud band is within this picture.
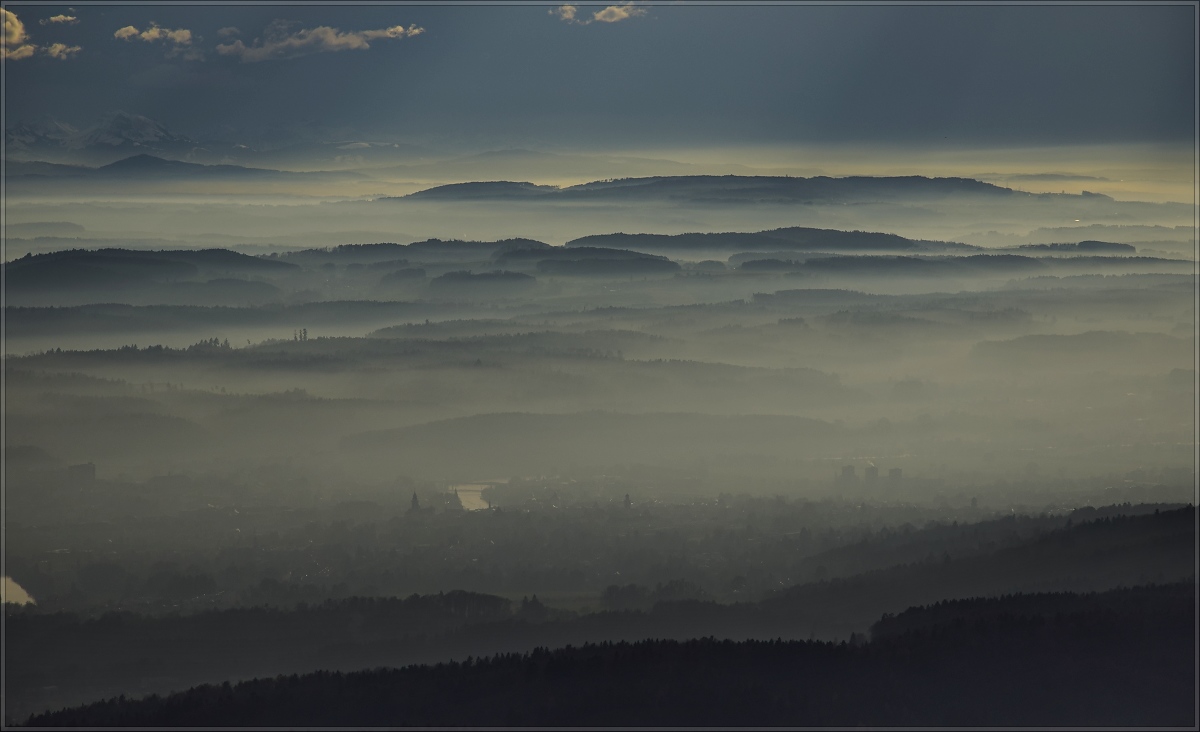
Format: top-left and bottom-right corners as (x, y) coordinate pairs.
(216, 21), (423, 62)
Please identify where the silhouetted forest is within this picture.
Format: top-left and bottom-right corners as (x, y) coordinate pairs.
(23, 583), (1194, 727)
(6, 506), (1193, 721)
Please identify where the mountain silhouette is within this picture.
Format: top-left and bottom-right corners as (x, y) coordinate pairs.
(399, 175), (1019, 204)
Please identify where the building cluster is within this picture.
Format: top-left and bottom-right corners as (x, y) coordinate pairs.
(835, 464), (901, 489)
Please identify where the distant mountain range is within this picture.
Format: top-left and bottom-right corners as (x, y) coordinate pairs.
(399, 175), (1020, 204)
(4, 154), (365, 182)
(4, 115), (813, 176)
(3, 112), (432, 168)
(5, 112), (207, 166)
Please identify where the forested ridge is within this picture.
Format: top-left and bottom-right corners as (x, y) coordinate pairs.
(23, 582), (1194, 727)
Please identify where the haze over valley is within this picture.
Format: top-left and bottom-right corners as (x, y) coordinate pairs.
(2, 3), (1195, 727)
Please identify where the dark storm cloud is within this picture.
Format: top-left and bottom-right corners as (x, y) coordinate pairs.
(2, 5), (1193, 146)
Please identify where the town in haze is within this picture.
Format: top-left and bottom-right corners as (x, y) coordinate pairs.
(2, 3), (1196, 727)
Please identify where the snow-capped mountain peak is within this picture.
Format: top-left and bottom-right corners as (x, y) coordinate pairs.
(79, 112), (196, 149)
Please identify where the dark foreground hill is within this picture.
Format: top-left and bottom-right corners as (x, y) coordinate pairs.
(7, 507), (1193, 723)
(23, 583), (1195, 727)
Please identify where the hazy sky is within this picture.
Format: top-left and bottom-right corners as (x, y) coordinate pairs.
(3, 3), (1195, 149)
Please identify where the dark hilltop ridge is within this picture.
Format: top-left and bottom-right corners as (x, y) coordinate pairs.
(22, 581), (1195, 727)
(8, 506), (1193, 724)
(4, 227), (1182, 311)
(98, 154), (272, 177)
(1012, 240), (1136, 253)
(3, 248), (303, 309)
(275, 238), (553, 266)
(399, 180), (560, 199)
(565, 226), (976, 254)
(398, 174), (1026, 203)
(5, 248), (295, 293)
(7, 247), (296, 272)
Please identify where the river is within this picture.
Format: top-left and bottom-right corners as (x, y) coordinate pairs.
(449, 484), (492, 510)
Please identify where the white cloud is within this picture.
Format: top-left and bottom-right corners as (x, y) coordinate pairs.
(217, 26), (240, 38)
(549, 5), (579, 22)
(45, 42), (81, 60)
(113, 22), (200, 58)
(41, 14), (79, 26)
(4, 9), (85, 60)
(551, 3), (647, 26)
(160, 28), (192, 44)
(359, 25), (425, 41)
(115, 23), (191, 44)
(592, 3), (647, 23)
(216, 20), (424, 62)
(3, 9), (37, 60)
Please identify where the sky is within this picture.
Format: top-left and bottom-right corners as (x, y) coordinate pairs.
(2, 3), (1196, 151)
